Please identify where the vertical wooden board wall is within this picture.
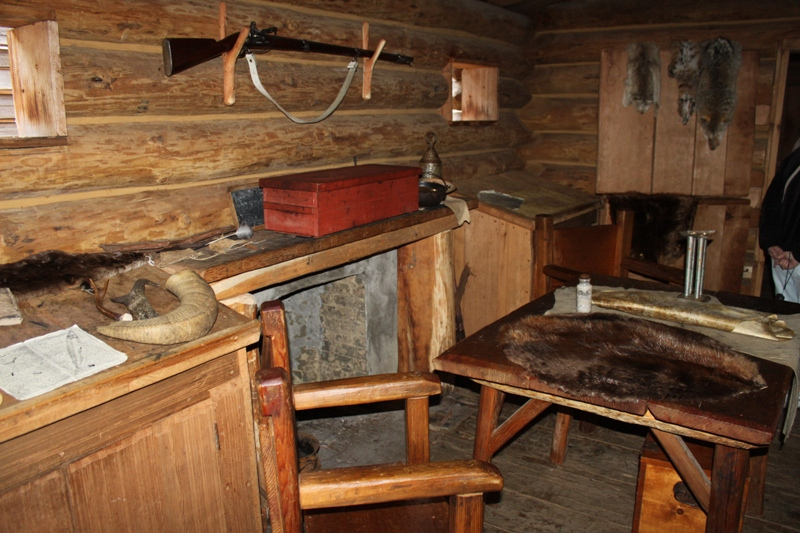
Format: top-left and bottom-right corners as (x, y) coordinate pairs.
(693, 203), (749, 293)
(724, 51), (759, 197)
(597, 49), (655, 194)
(652, 49), (695, 194)
(599, 47), (757, 197)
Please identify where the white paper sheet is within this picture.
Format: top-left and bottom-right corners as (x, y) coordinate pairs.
(0, 325), (128, 401)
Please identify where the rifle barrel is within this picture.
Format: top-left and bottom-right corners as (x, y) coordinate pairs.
(163, 32), (413, 77)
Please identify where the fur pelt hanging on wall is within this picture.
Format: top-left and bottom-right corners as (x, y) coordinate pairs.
(696, 37), (742, 150)
(501, 313), (765, 404)
(667, 40), (701, 125)
(607, 194), (698, 264)
(622, 42), (661, 114)
(668, 37), (742, 150)
(0, 250), (147, 300)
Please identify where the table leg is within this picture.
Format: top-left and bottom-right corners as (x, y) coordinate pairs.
(707, 444), (749, 533)
(474, 385), (505, 461)
(746, 449), (767, 516)
(550, 411), (572, 465)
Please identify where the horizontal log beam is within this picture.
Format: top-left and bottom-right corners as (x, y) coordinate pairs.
(0, 113), (530, 197)
(529, 21), (798, 64)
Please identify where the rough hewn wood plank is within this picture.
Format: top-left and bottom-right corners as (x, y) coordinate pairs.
(723, 51), (759, 197)
(525, 162), (597, 196)
(48, 0), (531, 76)
(61, 47), (450, 116)
(519, 132), (597, 166)
(528, 22), (795, 65)
(530, 0), (800, 32)
(519, 95), (599, 132)
(0, 113), (530, 197)
(528, 63), (600, 95)
(652, 49), (696, 195)
(0, 185), (236, 261)
(596, 49), (653, 194)
(284, 0), (533, 46)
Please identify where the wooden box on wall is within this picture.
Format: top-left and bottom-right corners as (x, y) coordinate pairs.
(439, 59), (499, 122)
(260, 164), (420, 237)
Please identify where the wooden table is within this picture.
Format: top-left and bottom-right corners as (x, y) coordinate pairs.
(434, 275), (797, 533)
(0, 266), (263, 532)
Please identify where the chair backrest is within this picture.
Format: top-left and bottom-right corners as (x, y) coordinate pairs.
(532, 209), (685, 299)
(532, 210), (634, 298)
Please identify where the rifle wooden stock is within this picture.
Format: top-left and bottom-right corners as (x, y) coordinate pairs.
(163, 32), (414, 77)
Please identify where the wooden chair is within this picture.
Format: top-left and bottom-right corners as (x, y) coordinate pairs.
(256, 300), (503, 533)
(531, 209), (685, 464)
(532, 209), (684, 299)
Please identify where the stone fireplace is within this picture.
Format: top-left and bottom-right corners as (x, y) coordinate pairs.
(253, 250), (397, 383)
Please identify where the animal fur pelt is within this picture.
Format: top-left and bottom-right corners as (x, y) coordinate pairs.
(501, 313), (766, 404)
(0, 250), (147, 300)
(668, 40), (701, 125)
(696, 37), (742, 150)
(606, 194), (698, 264)
(622, 43), (661, 114)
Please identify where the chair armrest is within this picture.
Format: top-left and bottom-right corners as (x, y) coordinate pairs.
(621, 257), (684, 285)
(298, 459), (503, 509)
(292, 371), (441, 411)
(542, 264), (582, 283)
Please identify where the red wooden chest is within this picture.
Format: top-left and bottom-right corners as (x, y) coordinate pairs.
(259, 164), (421, 237)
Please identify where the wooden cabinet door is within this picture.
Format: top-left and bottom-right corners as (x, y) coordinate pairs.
(0, 351), (261, 533)
(68, 400), (228, 532)
(0, 471), (72, 532)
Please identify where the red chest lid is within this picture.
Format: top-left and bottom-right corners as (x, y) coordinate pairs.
(259, 164), (421, 192)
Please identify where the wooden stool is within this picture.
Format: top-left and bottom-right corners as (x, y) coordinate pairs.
(632, 433), (719, 533)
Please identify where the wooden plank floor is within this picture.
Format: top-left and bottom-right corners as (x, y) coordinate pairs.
(298, 379), (800, 532)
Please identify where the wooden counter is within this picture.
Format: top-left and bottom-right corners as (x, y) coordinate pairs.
(0, 266), (262, 532)
(451, 171), (603, 336)
(159, 204), (476, 373)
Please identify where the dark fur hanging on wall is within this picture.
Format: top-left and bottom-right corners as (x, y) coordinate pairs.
(0, 250), (147, 300)
(668, 40), (701, 125)
(501, 313), (765, 404)
(622, 42), (661, 114)
(696, 37), (742, 150)
(606, 193), (698, 264)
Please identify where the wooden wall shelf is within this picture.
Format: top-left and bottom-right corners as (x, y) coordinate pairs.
(440, 59), (498, 122)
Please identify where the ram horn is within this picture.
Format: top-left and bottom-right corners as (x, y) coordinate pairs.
(96, 270), (218, 344)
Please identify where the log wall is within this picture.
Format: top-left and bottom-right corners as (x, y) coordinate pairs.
(519, 0), (800, 294)
(0, 0), (532, 262)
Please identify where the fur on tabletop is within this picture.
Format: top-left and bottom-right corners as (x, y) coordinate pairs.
(0, 250), (147, 300)
(501, 313), (766, 404)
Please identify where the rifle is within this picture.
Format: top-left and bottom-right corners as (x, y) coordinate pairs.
(163, 23), (414, 77)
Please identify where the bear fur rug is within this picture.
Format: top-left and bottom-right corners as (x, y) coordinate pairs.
(501, 313), (765, 403)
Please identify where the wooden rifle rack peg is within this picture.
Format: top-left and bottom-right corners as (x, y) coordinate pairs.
(218, 3), (385, 105)
(362, 22), (385, 100)
(220, 2), (247, 105)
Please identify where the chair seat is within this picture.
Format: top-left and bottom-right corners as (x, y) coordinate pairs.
(299, 460), (503, 509)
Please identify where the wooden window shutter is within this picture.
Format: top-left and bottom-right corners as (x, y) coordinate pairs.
(7, 20), (66, 138)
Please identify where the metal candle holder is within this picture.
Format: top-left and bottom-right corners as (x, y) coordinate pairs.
(681, 230), (715, 300)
